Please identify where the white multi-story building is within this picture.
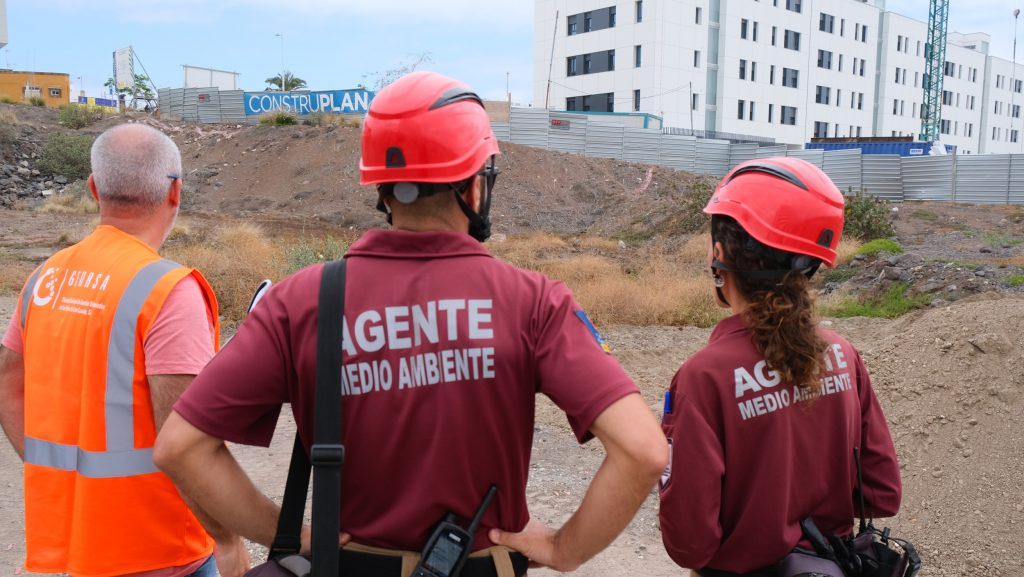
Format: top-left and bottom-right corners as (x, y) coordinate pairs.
(535, 0), (1024, 153)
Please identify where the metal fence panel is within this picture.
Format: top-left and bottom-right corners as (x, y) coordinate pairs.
(729, 143), (758, 167)
(786, 148), (825, 168)
(755, 145), (789, 158)
(861, 155), (904, 201)
(548, 112), (587, 154)
(902, 156), (954, 201)
(660, 134), (697, 172)
(218, 90), (246, 123)
(491, 122), (510, 142)
(196, 89), (221, 124)
(695, 139), (732, 177)
(585, 121), (625, 159)
(1011, 155), (1024, 204)
(509, 108), (549, 149)
(622, 128), (662, 164)
(823, 149), (863, 193)
(954, 155), (1012, 204)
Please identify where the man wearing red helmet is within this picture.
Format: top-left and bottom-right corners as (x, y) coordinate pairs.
(153, 71), (667, 577)
(658, 158), (902, 576)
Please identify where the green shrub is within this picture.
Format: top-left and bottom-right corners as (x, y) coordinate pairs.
(281, 237), (347, 273)
(844, 189), (895, 241)
(1009, 275), (1024, 287)
(0, 96), (15, 105)
(259, 110), (298, 126)
(58, 104), (106, 129)
(28, 96), (46, 107)
(822, 267), (858, 284)
(303, 111), (325, 126)
(856, 239), (904, 257)
(38, 133), (94, 180)
(823, 282), (930, 319)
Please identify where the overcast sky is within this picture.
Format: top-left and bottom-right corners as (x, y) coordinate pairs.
(4, 0), (1019, 104)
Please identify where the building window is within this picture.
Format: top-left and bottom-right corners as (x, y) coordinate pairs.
(836, 89), (841, 107)
(1017, 79), (1023, 93)
(781, 106), (797, 125)
(739, 59), (747, 80)
(940, 119), (951, 135)
(942, 90), (952, 106)
(768, 103), (774, 123)
(770, 65), (776, 84)
(860, 24), (868, 42)
(838, 54), (843, 72)
(819, 13), (834, 33)
(894, 67), (900, 84)
(635, 45), (642, 67)
(1013, 130), (1020, 143)
(817, 50), (832, 70)
(814, 121), (829, 138)
(608, 92), (615, 112)
(782, 68), (799, 88)
(636, 0), (643, 22)
(816, 85), (830, 105)
(567, 56), (578, 76)
(786, 0), (801, 13)
(566, 97), (577, 111)
(771, 26), (777, 46)
(1015, 104), (1022, 119)
(897, 35), (903, 52)
(634, 89), (641, 111)
(738, 99), (746, 120)
(568, 15), (578, 35)
(858, 93), (863, 110)
(859, 60), (865, 77)
(751, 62), (757, 82)
(784, 30), (800, 51)
(741, 19), (749, 39)
(610, 6), (616, 26)
(608, 49), (615, 70)
(694, 50), (701, 67)
(584, 11), (593, 32)
(570, 93), (616, 112)
(49, 87), (62, 98)
(893, 99), (899, 115)
(753, 22), (759, 41)
(696, 6), (702, 24)
(749, 101), (755, 121)
(944, 61), (955, 77)
(692, 93), (700, 110)
(584, 54), (592, 74)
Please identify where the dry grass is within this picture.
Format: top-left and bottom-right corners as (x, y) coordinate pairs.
(164, 222), (281, 323)
(38, 184), (99, 215)
(834, 238), (863, 266)
(489, 233), (568, 268)
(0, 109), (17, 125)
(998, 255), (1024, 267)
(0, 254), (35, 297)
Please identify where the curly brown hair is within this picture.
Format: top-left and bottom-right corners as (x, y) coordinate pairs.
(712, 215), (828, 393)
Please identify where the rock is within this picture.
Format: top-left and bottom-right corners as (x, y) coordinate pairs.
(886, 255), (900, 266)
(16, 166), (30, 176)
(30, 169), (40, 177)
(18, 160), (28, 167)
(881, 267), (904, 281)
(975, 270), (987, 277)
(618, 240), (627, 250)
(979, 247), (993, 254)
(490, 233), (507, 243)
(40, 189), (54, 197)
(853, 254), (866, 261)
(54, 175), (68, 184)
(919, 282), (943, 293)
(895, 252), (924, 266)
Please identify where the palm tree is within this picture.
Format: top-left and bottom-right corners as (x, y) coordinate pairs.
(265, 71), (307, 92)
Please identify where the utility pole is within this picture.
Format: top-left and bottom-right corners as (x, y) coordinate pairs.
(545, 10), (559, 109)
(506, 71), (510, 101)
(275, 33), (285, 91)
(1014, 9), (1021, 152)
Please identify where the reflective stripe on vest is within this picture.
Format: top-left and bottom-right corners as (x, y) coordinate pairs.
(20, 266), (43, 331)
(23, 259), (181, 478)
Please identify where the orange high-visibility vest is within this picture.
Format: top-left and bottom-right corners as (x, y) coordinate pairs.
(17, 225), (220, 577)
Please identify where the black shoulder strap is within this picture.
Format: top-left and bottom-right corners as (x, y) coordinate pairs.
(311, 258), (347, 577)
(854, 446), (868, 533)
(267, 259), (347, 576)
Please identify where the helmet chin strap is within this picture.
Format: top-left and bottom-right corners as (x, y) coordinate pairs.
(454, 157), (499, 243)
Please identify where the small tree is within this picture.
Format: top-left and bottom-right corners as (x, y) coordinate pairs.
(265, 71), (307, 92)
(104, 73), (156, 108)
(362, 52), (432, 91)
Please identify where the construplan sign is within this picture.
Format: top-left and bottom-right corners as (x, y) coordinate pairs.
(244, 89), (374, 116)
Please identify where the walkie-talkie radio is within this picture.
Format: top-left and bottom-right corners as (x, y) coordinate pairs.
(411, 485), (498, 577)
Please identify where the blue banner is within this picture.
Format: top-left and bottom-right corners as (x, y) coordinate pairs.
(244, 89), (374, 116)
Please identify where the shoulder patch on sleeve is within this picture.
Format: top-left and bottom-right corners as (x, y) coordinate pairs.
(575, 310), (611, 354)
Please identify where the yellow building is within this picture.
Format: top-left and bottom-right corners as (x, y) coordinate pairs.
(0, 70), (70, 107)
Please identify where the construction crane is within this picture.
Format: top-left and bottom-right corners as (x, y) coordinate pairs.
(920, 0), (950, 142)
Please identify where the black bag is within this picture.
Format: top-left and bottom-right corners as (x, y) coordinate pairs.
(244, 259), (348, 577)
(780, 449), (921, 577)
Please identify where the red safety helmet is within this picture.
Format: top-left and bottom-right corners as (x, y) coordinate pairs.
(360, 71), (500, 185)
(704, 157), (845, 268)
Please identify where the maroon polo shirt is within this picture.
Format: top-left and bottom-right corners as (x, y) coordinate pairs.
(659, 314), (901, 573)
(174, 229), (638, 552)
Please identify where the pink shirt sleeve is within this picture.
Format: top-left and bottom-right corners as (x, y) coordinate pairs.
(143, 274), (216, 376)
(1, 311), (21, 353)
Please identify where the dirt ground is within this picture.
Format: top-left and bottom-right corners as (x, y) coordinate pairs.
(0, 106), (1022, 576)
